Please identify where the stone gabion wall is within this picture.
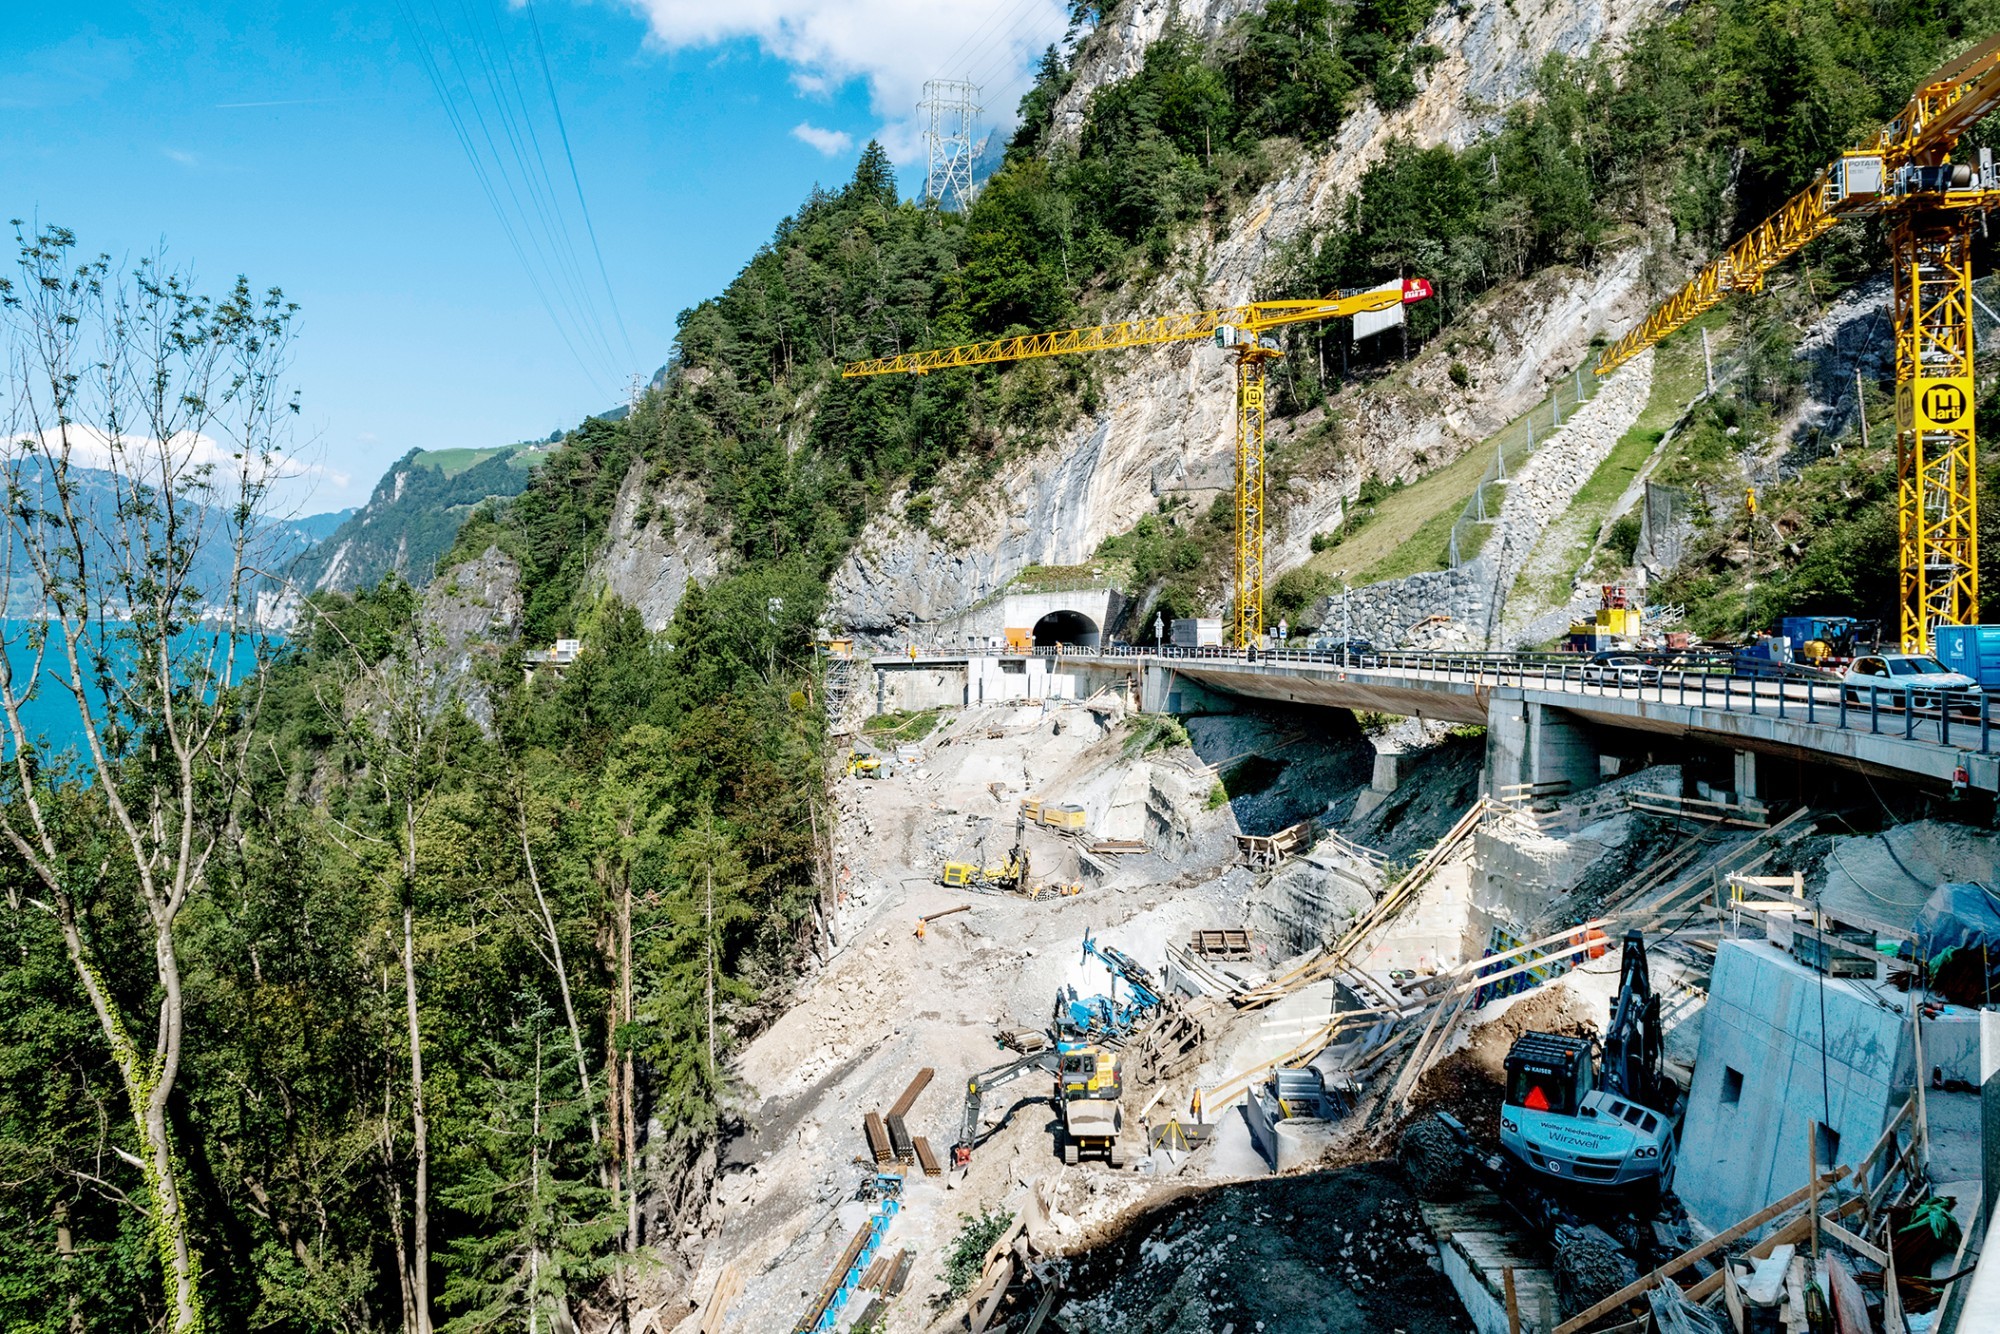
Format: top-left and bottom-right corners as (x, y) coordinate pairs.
(1307, 353), (1655, 650)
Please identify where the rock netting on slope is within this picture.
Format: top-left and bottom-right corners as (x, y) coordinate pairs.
(1305, 351), (1654, 649)
(828, 0), (1673, 645)
(1486, 350), (1654, 644)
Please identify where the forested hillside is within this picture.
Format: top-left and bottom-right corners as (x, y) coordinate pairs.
(289, 443), (552, 595)
(9, 1), (2000, 1331)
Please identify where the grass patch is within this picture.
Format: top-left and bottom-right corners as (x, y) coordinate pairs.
(1298, 438), (1497, 587)
(1124, 715), (1191, 755)
(862, 708), (944, 741)
(1009, 562), (1124, 594)
(412, 444), (550, 479)
(414, 446), (505, 477)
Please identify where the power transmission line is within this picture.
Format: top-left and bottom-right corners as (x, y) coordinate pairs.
(940, 0), (1046, 80)
(393, 0), (632, 396)
(394, 0), (611, 394)
(451, 0), (623, 375)
(524, 0), (636, 369)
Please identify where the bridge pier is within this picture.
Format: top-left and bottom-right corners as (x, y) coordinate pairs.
(1141, 664), (1238, 716)
(1485, 699), (1604, 797)
(1733, 749), (1763, 809)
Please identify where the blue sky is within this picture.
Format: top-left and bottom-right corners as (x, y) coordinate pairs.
(1, 0), (1066, 512)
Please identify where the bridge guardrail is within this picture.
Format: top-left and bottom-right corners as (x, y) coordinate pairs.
(1051, 644), (1996, 760)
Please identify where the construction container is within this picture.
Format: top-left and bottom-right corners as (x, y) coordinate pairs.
(1003, 626), (1033, 650)
(1932, 624), (2000, 686)
(1041, 803), (1087, 831)
(1595, 607), (1643, 637)
(1019, 797), (1044, 822)
(1171, 617), (1224, 648)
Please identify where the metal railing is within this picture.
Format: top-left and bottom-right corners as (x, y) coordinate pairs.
(1061, 644), (1996, 760)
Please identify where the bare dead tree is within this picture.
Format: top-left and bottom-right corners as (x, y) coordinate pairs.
(0, 222), (298, 1333)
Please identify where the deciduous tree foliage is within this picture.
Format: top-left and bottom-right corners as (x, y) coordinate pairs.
(10, 1), (2000, 1327)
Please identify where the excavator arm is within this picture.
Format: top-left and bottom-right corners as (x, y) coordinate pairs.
(956, 1050), (1057, 1156)
(1599, 930), (1665, 1112)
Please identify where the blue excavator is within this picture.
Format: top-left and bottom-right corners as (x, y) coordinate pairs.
(1399, 930), (1686, 1316)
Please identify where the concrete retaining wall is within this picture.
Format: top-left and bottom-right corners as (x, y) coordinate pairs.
(1678, 940), (1912, 1232)
(872, 662), (968, 713)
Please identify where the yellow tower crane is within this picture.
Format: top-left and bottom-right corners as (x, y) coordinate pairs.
(1596, 35), (2000, 653)
(842, 280), (1435, 647)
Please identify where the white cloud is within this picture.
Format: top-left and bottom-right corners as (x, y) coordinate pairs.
(12, 424), (341, 495)
(626, 0), (1069, 160)
(163, 148), (201, 168)
(791, 121), (854, 155)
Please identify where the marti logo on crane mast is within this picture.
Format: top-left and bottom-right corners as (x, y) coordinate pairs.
(1898, 376), (1975, 431)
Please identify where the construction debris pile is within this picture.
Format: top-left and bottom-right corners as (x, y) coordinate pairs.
(667, 684), (1997, 1334)
(1051, 1164), (1470, 1334)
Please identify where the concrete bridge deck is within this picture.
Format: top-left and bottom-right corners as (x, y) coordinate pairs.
(907, 647), (2000, 796)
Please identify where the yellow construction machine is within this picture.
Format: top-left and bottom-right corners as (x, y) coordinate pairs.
(844, 282), (1434, 647)
(845, 751), (882, 779)
(1597, 35), (2000, 652)
(939, 811), (1031, 891)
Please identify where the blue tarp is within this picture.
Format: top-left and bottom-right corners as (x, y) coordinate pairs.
(1909, 882), (2000, 965)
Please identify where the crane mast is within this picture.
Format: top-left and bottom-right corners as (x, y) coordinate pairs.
(1598, 34), (2000, 652)
(843, 281), (1434, 646)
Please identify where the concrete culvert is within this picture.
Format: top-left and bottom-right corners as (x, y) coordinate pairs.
(1396, 1115), (1466, 1202)
(1553, 1224), (1639, 1317)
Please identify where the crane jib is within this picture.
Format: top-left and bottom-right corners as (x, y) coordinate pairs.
(832, 276), (1433, 648)
(1595, 30), (2000, 654)
(838, 280), (1431, 379)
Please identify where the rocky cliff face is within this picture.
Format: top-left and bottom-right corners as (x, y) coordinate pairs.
(829, 0), (1675, 643)
(420, 545), (523, 729)
(585, 463), (726, 632)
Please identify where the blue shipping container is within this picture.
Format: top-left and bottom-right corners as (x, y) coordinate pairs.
(1932, 624), (2000, 686)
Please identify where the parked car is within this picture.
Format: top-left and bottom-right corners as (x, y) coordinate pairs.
(1310, 636), (1374, 661)
(1581, 652), (1664, 686)
(1843, 653), (1980, 707)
